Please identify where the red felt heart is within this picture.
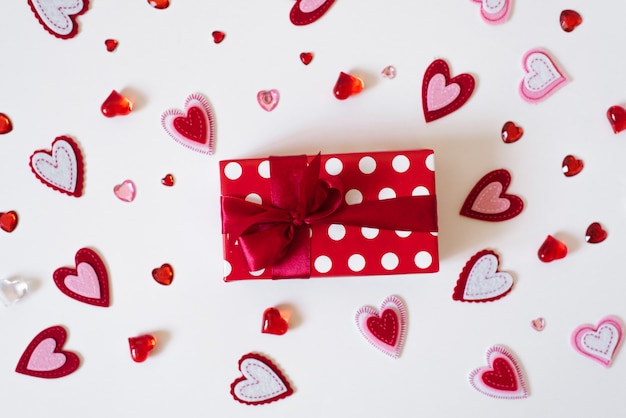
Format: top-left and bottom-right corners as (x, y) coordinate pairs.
(230, 353), (293, 405)
(15, 325), (80, 379)
(460, 169), (524, 222)
(172, 107), (208, 144)
(366, 309), (399, 346)
(422, 59), (475, 122)
(290, 0), (335, 26)
(53, 248), (110, 307)
(28, 0), (89, 40)
(482, 358), (518, 391)
(29, 136), (85, 198)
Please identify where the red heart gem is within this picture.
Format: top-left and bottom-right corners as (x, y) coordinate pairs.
(0, 211), (18, 232)
(607, 105), (626, 134)
(366, 309), (399, 346)
(101, 90), (133, 117)
(482, 358), (518, 391)
(501, 121), (523, 143)
(261, 307), (288, 335)
(586, 222), (607, 244)
(105, 39), (118, 52)
(15, 325), (80, 379)
(161, 174), (175, 186)
(560, 10), (582, 32)
(460, 169), (524, 222)
(562, 155), (584, 177)
(212, 31), (225, 44)
(333, 72), (363, 100)
(538, 235), (568, 262)
(0, 113), (13, 134)
(300, 52), (313, 65)
(148, 0), (169, 9)
(128, 334), (157, 363)
(152, 263), (174, 286)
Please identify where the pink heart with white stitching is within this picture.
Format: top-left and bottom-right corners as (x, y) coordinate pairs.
(28, 0), (89, 39)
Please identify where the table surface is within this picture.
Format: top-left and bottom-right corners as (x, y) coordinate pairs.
(1, 1), (625, 416)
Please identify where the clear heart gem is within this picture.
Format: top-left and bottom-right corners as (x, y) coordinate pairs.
(0, 278), (28, 306)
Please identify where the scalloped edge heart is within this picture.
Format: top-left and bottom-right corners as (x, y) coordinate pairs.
(28, 0), (89, 39)
(29, 136), (85, 197)
(53, 248), (110, 307)
(230, 353), (293, 405)
(469, 345), (528, 399)
(460, 169), (524, 221)
(453, 249), (514, 303)
(16, 325), (80, 379)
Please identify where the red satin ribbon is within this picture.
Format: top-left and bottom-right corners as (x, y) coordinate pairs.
(221, 154), (437, 278)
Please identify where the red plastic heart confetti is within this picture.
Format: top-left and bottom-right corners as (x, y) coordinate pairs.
(148, 0), (169, 9)
(101, 90), (133, 117)
(538, 235), (568, 262)
(560, 10), (582, 32)
(261, 307), (288, 335)
(290, 0), (335, 26)
(453, 249), (514, 303)
(586, 222), (607, 244)
(300, 52), (313, 65)
(562, 155), (584, 177)
(0, 211), (18, 233)
(16, 325), (80, 379)
(333, 72), (364, 100)
(129, 334), (157, 362)
(422, 59), (475, 122)
(161, 174), (175, 186)
(531, 318), (545, 331)
(53, 248), (110, 307)
(105, 39), (118, 52)
(572, 316), (624, 367)
(460, 169), (524, 221)
(28, 0), (89, 39)
(230, 353), (293, 405)
(0, 113), (13, 134)
(257, 89), (279, 112)
(29, 136), (85, 197)
(469, 345), (528, 399)
(113, 179), (136, 202)
(355, 296), (407, 358)
(162, 93), (215, 154)
(607, 105), (626, 134)
(471, 0), (511, 25)
(152, 264), (174, 286)
(212, 31), (225, 44)
(501, 121), (523, 143)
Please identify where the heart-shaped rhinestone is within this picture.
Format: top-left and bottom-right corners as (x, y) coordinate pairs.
(501, 121), (523, 143)
(607, 105), (626, 134)
(381, 65), (396, 79)
(0, 211), (18, 232)
(538, 235), (568, 262)
(257, 90), (279, 112)
(129, 334), (157, 362)
(560, 10), (582, 32)
(334, 72), (364, 100)
(105, 39), (118, 52)
(101, 90), (133, 117)
(0, 278), (28, 306)
(161, 174), (175, 186)
(212, 31), (225, 44)
(261, 307), (288, 335)
(562, 155), (584, 177)
(152, 264), (173, 286)
(113, 180), (136, 202)
(0, 113), (13, 134)
(148, 0), (169, 9)
(300, 52), (313, 65)
(586, 222), (607, 244)
(531, 318), (545, 331)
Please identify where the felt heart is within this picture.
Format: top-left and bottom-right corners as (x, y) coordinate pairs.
(355, 295), (407, 358)
(28, 0), (89, 39)
(519, 49), (568, 103)
(469, 345), (528, 399)
(257, 90), (279, 112)
(16, 326), (80, 379)
(290, 0), (335, 26)
(53, 248), (110, 307)
(162, 93), (215, 155)
(422, 59), (475, 122)
(230, 353), (293, 405)
(471, 0), (511, 25)
(460, 169), (524, 221)
(572, 316), (624, 367)
(453, 250), (513, 303)
(114, 180), (136, 202)
(29, 136), (84, 197)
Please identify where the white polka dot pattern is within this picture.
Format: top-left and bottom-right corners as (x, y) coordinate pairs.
(325, 158), (343, 175)
(381, 252), (399, 270)
(378, 187), (396, 200)
(392, 155), (410, 173)
(345, 189), (363, 205)
(328, 224), (346, 241)
(425, 153), (435, 171)
(412, 186), (430, 196)
(223, 260), (232, 277)
(358, 156), (376, 174)
(348, 254), (366, 272)
(361, 227), (379, 239)
(414, 251), (433, 269)
(245, 193), (262, 204)
(224, 162), (243, 180)
(314, 255), (332, 273)
(258, 160), (270, 178)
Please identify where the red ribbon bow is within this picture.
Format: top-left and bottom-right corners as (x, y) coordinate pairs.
(221, 154), (437, 278)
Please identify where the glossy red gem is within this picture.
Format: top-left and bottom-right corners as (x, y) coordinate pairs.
(538, 235), (568, 262)
(0, 211), (18, 233)
(0, 113), (13, 134)
(101, 90), (132, 117)
(586, 222), (607, 244)
(161, 174), (175, 186)
(261, 307), (288, 335)
(152, 263), (174, 286)
(607, 105), (626, 134)
(212, 31), (225, 44)
(148, 0), (169, 9)
(501, 121), (523, 143)
(300, 52), (313, 65)
(129, 334), (157, 362)
(560, 10), (582, 32)
(105, 39), (118, 52)
(562, 155), (583, 177)
(333, 72), (363, 100)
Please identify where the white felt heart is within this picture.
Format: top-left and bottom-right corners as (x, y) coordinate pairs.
(231, 355), (291, 404)
(472, 0), (511, 24)
(30, 137), (80, 195)
(572, 317), (624, 367)
(520, 49), (567, 103)
(28, 0), (87, 38)
(463, 252), (513, 301)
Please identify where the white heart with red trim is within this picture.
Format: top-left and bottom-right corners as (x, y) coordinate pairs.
(29, 0), (86, 37)
(463, 253), (513, 301)
(30, 138), (79, 194)
(232, 357), (289, 403)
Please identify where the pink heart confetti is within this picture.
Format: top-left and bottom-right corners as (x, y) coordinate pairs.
(381, 65), (396, 79)
(257, 89), (279, 112)
(531, 318), (545, 331)
(114, 180), (136, 202)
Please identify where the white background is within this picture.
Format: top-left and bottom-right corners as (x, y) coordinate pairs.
(1, 1), (626, 416)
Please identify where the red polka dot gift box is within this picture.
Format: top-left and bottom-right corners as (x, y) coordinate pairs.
(220, 150), (439, 280)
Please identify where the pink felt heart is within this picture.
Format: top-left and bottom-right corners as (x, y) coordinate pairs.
(162, 93), (215, 155)
(471, 0), (511, 25)
(53, 248), (110, 307)
(572, 316), (624, 367)
(426, 74), (461, 111)
(64, 263), (101, 299)
(16, 326), (80, 379)
(422, 59), (475, 122)
(257, 90), (279, 112)
(471, 182), (511, 214)
(469, 345), (528, 399)
(453, 250), (514, 302)
(519, 49), (568, 103)
(28, 0), (89, 39)
(355, 296), (406, 358)
(114, 180), (136, 202)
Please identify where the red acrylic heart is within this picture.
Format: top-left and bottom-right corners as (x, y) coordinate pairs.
(538, 235), (568, 262)
(261, 307), (288, 335)
(366, 309), (399, 346)
(0, 211), (18, 232)
(300, 52), (313, 65)
(562, 155), (584, 177)
(460, 169), (524, 222)
(161, 174), (175, 186)
(129, 334), (157, 362)
(101, 90), (132, 117)
(105, 39), (118, 52)
(15, 325), (80, 378)
(212, 31), (225, 44)
(148, 0), (169, 9)
(0, 113), (13, 134)
(152, 263), (173, 286)
(501, 121), (523, 143)
(607, 105), (626, 134)
(333, 72), (363, 100)
(560, 10), (582, 32)
(586, 222), (607, 244)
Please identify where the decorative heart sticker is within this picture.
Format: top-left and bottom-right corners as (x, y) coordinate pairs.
(29, 136), (85, 197)
(460, 169), (524, 221)
(290, 0), (335, 26)
(355, 295), (407, 358)
(53, 248), (110, 307)
(257, 90), (280, 112)
(114, 179), (136, 202)
(422, 59), (475, 122)
(571, 316), (624, 367)
(519, 49), (568, 103)
(16, 325), (80, 379)
(469, 345), (528, 399)
(230, 353), (294, 405)
(453, 249), (513, 303)
(28, 0), (89, 39)
(162, 93), (215, 155)
(471, 0), (511, 25)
